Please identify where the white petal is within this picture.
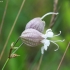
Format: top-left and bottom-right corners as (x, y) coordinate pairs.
(41, 39), (50, 51)
(41, 46), (44, 54)
(44, 44), (48, 50)
(44, 40), (50, 46)
(46, 32), (54, 37)
(41, 39), (49, 44)
(41, 29), (54, 38)
(44, 40), (50, 50)
(45, 29), (54, 38)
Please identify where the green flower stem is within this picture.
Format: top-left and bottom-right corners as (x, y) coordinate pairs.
(37, 54), (43, 70)
(13, 37), (20, 47)
(12, 43), (23, 54)
(2, 43), (23, 70)
(2, 58), (9, 70)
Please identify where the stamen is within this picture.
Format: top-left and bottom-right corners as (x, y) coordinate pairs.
(41, 12), (58, 20)
(54, 31), (61, 37)
(51, 39), (65, 42)
(44, 44), (48, 51)
(51, 41), (59, 51)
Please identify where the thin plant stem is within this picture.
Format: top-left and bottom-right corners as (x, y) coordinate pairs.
(2, 58), (9, 70)
(1, 43), (23, 70)
(37, 54), (43, 70)
(0, 0), (25, 60)
(57, 42), (70, 70)
(12, 43), (23, 54)
(49, 0), (58, 28)
(0, 0), (9, 35)
(8, 37), (20, 58)
(13, 37), (20, 46)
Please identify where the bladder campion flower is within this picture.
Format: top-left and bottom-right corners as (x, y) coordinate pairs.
(20, 12), (64, 54)
(25, 12), (58, 33)
(20, 28), (43, 47)
(20, 28), (64, 54)
(25, 18), (45, 33)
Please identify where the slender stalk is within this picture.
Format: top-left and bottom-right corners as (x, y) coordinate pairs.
(12, 43), (23, 54)
(8, 37), (20, 58)
(57, 42), (70, 70)
(49, 0), (58, 28)
(0, 0), (25, 60)
(1, 43), (23, 70)
(2, 58), (9, 70)
(0, 0), (9, 35)
(37, 54), (43, 70)
(13, 37), (20, 46)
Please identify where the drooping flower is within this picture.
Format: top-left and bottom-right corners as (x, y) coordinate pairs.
(20, 28), (64, 54)
(25, 18), (45, 33)
(20, 28), (43, 47)
(25, 12), (58, 33)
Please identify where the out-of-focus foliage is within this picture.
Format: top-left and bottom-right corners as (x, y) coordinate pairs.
(0, 0), (70, 70)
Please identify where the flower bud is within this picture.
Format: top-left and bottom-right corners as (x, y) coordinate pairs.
(25, 18), (45, 33)
(10, 54), (20, 58)
(20, 29), (43, 47)
(25, 12), (58, 33)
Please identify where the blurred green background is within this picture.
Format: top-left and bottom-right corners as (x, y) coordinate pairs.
(0, 0), (70, 70)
